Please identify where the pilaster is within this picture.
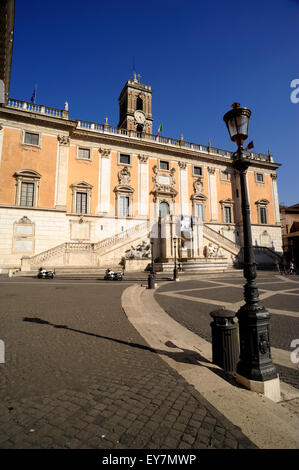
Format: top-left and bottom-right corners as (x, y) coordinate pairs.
(98, 148), (111, 214)
(55, 135), (70, 210)
(208, 167), (218, 222)
(138, 154), (149, 216)
(271, 173), (281, 225)
(179, 161), (189, 215)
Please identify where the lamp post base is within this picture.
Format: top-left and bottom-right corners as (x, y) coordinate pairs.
(235, 373), (281, 402)
(236, 303), (278, 382)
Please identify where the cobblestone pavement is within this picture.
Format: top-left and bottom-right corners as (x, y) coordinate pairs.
(0, 277), (255, 449)
(155, 274), (299, 389)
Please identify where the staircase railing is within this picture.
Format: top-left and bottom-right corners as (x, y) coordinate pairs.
(203, 225), (240, 255)
(29, 242), (67, 265)
(27, 222), (149, 266)
(94, 222), (149, 254)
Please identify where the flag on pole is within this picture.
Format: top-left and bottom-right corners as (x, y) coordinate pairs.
(244, 141), (254, 151)
(157, 123), (162, 136)
(30, 85), (37, 103)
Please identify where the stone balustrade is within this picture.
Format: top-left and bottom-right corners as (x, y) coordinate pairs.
(7, 99), (68, 119)
(6, 98), (273, 162)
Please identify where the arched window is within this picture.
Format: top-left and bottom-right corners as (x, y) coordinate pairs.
(159, 201), (170, 217)
(136, 96), (143, 111)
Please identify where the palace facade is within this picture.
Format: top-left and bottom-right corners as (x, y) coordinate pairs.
(0, 74), (283, 272)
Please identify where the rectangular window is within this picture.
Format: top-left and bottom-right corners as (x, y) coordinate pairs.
(119, 196), (130, 217)
(224, 206), (232, 223)
(195, 203), (204, 221)
(76, 192), (87, 214)
(193, 166), (203, 176)
(260, 207), (268, 224)
(160, 160), (169, 171)
(24, 132), (39, 146)
(119, 154), (131, 165)
(20, 182), (34, 206)
(78, 148), (90, 160)
(256, 173), (264, 183)
(221, 171), (231, 181)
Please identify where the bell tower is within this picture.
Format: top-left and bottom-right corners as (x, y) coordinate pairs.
(118, 73), (153, 134)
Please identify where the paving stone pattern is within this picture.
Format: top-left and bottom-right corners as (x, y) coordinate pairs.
(0, 279), (255, 449)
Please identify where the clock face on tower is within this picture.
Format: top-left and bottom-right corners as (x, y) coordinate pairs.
(134, 110), (146, 125)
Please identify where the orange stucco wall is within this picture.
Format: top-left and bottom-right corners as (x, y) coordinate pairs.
(67, 146), (99, 213)
(247, 172), (274, 224)
(0, 128), (57, 207)
(187, 165), (210, 219)
(110, 152), (139, 217)
(216, 171), (234, 221)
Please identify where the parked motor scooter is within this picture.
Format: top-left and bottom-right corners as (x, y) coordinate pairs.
(37, 267), (55, 279)
(104, 268), (123, 281)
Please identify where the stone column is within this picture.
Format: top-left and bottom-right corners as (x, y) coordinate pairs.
(271, 173), (281, 225)
(179, 161), (189, 216)
(98, 148), (111, 214)
(208, 167), (218, 222)
(138, 155), (149, 216)
(55, 135), (70, 210)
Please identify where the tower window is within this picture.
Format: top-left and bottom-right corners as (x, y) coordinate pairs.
(136, 96), (143, 111)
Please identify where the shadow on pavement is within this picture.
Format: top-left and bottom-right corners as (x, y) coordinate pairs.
(22, 317), (240, 387)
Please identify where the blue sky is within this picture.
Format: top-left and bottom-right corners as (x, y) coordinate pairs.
(9, 0), (299, 205)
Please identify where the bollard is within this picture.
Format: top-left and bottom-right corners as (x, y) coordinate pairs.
(148, 273), (155, 289)
(210, 308), (239, 372)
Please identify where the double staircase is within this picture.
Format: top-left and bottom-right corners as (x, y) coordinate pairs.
(20, 221), (279, 274)
(21, 222), (149, 272)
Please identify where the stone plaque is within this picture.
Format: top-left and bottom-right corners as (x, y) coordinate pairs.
(158, 175), (170, 185)
(71, 222), (90, 240)
(14, 239), (33, 252)
(16, 224), (33, 235)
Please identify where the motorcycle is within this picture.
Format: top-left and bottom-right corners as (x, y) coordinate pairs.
(104, 268), (123, 281)
(37, 267), (55, 279)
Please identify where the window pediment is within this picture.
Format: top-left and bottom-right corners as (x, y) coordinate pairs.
(256, 199), (269, 206)
(71, 181), (93, 190)
(14, 169), (41, 179)
(114, 184), (134, 194)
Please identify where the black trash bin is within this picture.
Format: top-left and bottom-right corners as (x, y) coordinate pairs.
(210, 308), (239, 372)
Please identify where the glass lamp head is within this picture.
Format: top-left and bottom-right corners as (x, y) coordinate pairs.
(223, 102), (251, 147)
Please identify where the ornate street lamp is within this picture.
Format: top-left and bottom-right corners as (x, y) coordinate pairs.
(173, 237), (178, 281)
(223, 103), (278, 388)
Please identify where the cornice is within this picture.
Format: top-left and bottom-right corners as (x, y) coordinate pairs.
(0, 106), (281, 170)
(0, 107), (77, 131)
